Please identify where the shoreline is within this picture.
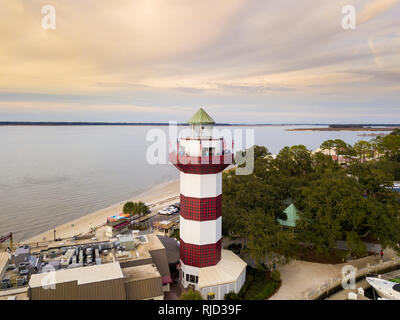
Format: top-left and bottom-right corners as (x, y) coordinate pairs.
(22, 179), (180, 244)
(287, 127), (399, 132)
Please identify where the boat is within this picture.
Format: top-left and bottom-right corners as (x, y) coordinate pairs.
(366, 277), (400, 300)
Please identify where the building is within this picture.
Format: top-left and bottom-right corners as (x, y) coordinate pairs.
(27, 233), (172, 300)
(115, 233), (172, 292)
(169, 108), (246, 299)
(153, 220), (178, 237)
(277, 204), (300, 228)
(29, 262), (126, 300)
(14, 245), (30, 267)
(123, 264), (164, 300)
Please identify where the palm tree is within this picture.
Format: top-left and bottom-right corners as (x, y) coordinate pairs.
(123, 201), (150, 227)
(123, 201), (136, 226)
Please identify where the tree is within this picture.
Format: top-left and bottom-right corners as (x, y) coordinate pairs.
(136, 201), (149, 217)
(180, 288), (203, 300)
(246, 207), (299, 267)
(270, 270), (281, 282)
(348, 162), (393, 197)
(123, 201), (136, 216)
(320, 140), (335, 156)
(354, 140), (372, 162)
(334, 139), (355, 159)
(390, 128), (400, 136)
(123, 201), (149, 226)
(381, 134), (400, 161)
(223, 143), (400, 267)
(370, 136), (384, 159)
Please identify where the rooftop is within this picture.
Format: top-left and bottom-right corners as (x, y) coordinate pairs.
(277, 204), (300, 227)
(197, 250), (247, 289)
(29, 262), (124, 288)
(188, 108), (215, 125)
(122, 264), (161, 282)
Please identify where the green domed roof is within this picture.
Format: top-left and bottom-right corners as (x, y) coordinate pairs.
(188, 108), (215, 125)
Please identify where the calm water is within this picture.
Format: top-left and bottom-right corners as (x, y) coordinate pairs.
(0, 125), (386, 241)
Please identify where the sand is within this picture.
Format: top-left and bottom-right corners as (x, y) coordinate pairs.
(23, 179), (180, 244)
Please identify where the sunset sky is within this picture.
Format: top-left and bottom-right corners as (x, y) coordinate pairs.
(1, 0), (399, 123)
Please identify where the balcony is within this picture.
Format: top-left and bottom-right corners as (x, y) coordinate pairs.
(169, 152), (233, 174)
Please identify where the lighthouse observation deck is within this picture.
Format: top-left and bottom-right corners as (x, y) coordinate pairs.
(169, 137), (233, 174)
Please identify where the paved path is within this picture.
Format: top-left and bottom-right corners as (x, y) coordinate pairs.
(270, 249), (397, 300)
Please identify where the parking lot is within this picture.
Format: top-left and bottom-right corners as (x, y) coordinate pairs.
(134, 201), (180, 230)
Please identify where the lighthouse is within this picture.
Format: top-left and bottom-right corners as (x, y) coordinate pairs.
(169, 108), (246, 300)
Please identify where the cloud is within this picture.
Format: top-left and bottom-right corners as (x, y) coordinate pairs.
(359, 0), (399, 24)
(0, 0), (399, 122)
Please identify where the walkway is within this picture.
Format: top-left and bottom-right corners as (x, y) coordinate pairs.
(270, 249), (398, 300)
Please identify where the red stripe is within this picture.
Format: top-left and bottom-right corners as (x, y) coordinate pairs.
(169, 153), (232, 174)
(180, 239), (222, 267)
(180, 194), (222, 221)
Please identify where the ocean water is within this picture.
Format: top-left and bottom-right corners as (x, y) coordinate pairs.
(0, 125), (386, 241)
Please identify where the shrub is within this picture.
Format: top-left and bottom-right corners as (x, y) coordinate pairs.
(252, 281), (279, 300)
(270, 270), (281, 282)
(224, 291), (241, 300)
(180, 288), (203, 300)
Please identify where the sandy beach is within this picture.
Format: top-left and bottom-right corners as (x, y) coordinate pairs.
(23, 179), (180, 244)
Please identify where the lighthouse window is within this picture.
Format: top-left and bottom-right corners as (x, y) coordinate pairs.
(186, 274), (199, 284)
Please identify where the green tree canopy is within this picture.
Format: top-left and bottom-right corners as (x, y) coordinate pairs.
(123, 201), (149, 217)
(223, 141), (400, 268)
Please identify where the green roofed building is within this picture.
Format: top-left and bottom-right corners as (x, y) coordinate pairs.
(277, 204), (300, 228)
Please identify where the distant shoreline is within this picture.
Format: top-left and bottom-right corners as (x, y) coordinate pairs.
(0, 122), (293, 126)
(287, 127), (400, 132)
(2, 122), (400, 127)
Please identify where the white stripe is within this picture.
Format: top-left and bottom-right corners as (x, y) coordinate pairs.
(180, 261), (199, 276)
(180, 216), (222, 245)
(180, 172), (221, 198)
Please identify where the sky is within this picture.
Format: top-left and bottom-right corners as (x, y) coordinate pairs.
(0, 0), (399, 124)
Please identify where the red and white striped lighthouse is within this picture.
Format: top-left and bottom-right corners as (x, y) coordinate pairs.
(169, 108), (233, 289)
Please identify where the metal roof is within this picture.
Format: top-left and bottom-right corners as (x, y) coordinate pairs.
(197, 250), (246, 288)
(188, 108), (215, 125)
(277, 204), (300, 227)
(29, 262), (124, 288)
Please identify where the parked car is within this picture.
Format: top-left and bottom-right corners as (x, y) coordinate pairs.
(158, 208), (173, 215)
(167, 206), (178, 213)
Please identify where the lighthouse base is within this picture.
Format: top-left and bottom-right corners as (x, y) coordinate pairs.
(180, 249), (246, 300)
